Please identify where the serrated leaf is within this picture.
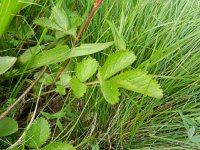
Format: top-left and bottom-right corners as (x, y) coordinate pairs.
(70, 12), (83, 28)
(101, 80), (120, 104)
(76, 57), (99, 82)
(55, 31), (67, 39)
(34, 6), (77, 36)
(25, 117), (51, 148)
(70, 42), (114, 58)
(112, 70), (163, 99)
(34, 17), (63, 31)
(52, 6), (70, 31)
(107, 20), (126, 51)
(0, 56), (17, 75)
(28, 45), (70, 69)
(98, 51), (136, 81)
(42, 141), (76, 150)
(71, 76), (87, 98)
(0, 117), (18, 137)
(34, 17), (76, 36)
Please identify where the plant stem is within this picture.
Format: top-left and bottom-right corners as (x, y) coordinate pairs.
(9, 82), (44, 149)
(74, 0), (103, 46)
(43, 81), (100, 95)
(50, 0), (104, 90)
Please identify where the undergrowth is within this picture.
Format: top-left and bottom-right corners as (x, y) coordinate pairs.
(0, 0), (200, 149)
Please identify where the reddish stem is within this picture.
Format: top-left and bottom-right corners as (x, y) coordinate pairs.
(74, 0), (103, 46)
(50, 0), (104, 90)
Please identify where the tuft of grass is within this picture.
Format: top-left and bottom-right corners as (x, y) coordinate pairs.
(78, 0), (200, 149)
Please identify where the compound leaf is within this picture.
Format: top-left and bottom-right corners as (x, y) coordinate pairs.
(55, 72), (71, 95)
(36, 73), (53, 86)
(76, 57), (99, 82)
(56, 72), (71, 86)
(34, 5), (78, 36)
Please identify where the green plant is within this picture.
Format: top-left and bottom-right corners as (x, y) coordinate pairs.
(2, 0), (199, 149)
(25, 117), (50, 148)
(0, 56), (17, 75)
(71, 50), (163, 104)
(0, 0), (28, 75)
(0, 117), (18, 137)
(24, 117), (76, 149)
(22, 4), (162, 104)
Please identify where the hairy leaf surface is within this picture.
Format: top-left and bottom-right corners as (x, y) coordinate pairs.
(34, 6), (82, 37)
(34, 17), (63, 31)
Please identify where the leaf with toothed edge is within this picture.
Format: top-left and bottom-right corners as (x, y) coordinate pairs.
(111, 70), (163, 99)
(98, 50), (136, 81)
(25, 117), (51, 148)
